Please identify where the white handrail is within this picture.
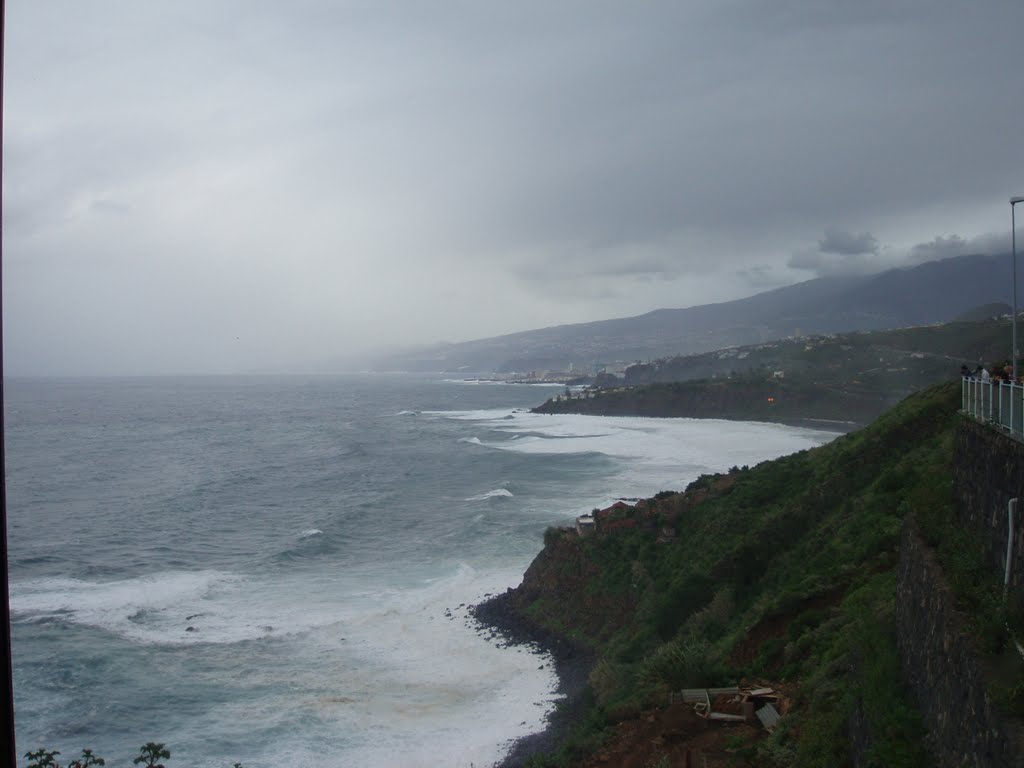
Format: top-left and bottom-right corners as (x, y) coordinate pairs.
(962, 377), (1024, 438)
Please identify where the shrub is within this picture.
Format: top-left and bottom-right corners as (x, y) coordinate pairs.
(24, 745), (243, 768)
(543, 526), (565, 546)
(133, 744), (170, 768)
(639, 631), (726, 689)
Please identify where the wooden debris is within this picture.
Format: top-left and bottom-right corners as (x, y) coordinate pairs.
(671, 686), (739, 704)
(755, 703), (781, 732)
(707, 712), (747, 722)
(671, 684), (786, 732)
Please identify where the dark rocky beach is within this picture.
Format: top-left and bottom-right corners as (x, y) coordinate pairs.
(471, 590), (595, 768)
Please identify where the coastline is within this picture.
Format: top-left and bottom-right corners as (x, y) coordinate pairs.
(467, 410), (849, 766)
(471, 590), (595, 768)
(771, 415), (860, 433)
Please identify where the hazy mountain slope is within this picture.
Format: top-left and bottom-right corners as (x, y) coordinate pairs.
(373, 254), (1015, 373)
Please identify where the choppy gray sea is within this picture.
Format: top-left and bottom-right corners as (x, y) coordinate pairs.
(6, 375), (836, 767)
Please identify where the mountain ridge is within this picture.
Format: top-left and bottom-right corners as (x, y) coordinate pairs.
(372, 254), (1017, 373)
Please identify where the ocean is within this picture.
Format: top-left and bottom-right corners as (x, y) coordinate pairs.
(6, 375), (837, 767)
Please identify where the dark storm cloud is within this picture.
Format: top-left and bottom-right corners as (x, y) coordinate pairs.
(788, 226), (886, 276)
(791, 228), (1015, 279)
(789, 226), (908, 276)
(818, 227), (880, 257)
(909, 232), (1010, 264)
(909, 234), (971, 263)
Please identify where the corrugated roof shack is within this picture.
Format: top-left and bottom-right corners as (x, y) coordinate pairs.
(575, 513), (596, 536)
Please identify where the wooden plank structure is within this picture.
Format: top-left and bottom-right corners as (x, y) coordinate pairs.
(671, 684), (783, 733)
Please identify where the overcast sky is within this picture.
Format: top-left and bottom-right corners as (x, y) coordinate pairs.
(4, 1), (1023, 375)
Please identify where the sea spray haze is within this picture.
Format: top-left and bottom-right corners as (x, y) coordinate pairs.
(5, 375), (836, 767)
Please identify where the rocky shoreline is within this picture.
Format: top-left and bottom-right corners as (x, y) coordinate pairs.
(471, 589), (595, 768)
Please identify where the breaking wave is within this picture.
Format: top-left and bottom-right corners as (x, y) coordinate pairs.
(466, 489), (514, 501)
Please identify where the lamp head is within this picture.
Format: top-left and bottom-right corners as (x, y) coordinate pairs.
(1012, 196), (1024, 205)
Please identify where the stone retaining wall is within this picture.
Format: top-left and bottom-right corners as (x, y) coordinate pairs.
(896, 516), (1024, 767)
(953, 416), (1024, 588)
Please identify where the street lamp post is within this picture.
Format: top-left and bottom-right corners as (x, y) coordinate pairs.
(1014, 197), (1024, 380)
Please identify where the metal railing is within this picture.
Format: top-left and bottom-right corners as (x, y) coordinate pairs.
(962, 376), (1024, 439)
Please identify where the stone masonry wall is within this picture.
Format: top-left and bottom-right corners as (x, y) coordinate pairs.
(896, 516), (1024, 767)
(953, 416), (1024, 588)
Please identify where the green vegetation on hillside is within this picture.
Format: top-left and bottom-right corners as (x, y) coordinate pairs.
(536, 318), (1017, 425)
(517, 382), (1022, 767)
(626, 317), (1015, 387)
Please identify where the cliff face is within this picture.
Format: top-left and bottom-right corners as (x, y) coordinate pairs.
(508, 529), (642, 646)
(953, 417), (1024, 588)
(887, 414), (1024, 767)
(896, 516), (1024, 766)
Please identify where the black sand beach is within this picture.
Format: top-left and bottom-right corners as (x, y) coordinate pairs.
(471, 591), (594, 768)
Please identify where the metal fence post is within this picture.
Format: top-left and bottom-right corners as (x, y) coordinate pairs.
(1020, 381), (1024, 437)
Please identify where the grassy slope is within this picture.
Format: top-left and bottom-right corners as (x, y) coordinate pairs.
(521, 382), (965, 767)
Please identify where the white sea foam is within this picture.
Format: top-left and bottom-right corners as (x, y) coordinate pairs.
(428, 407), (521, 421)
(457, 436), (482, 445)
(298, 528), (324, 538)
(9, 570), (358, 646)
(466, 488), (514, 501)
(306, 563), (558, 768)
(13, 562), (558, 768)
(11, 571), (245, 643)
(438, 408), (838, 499)
(163, 562), (558, 768)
